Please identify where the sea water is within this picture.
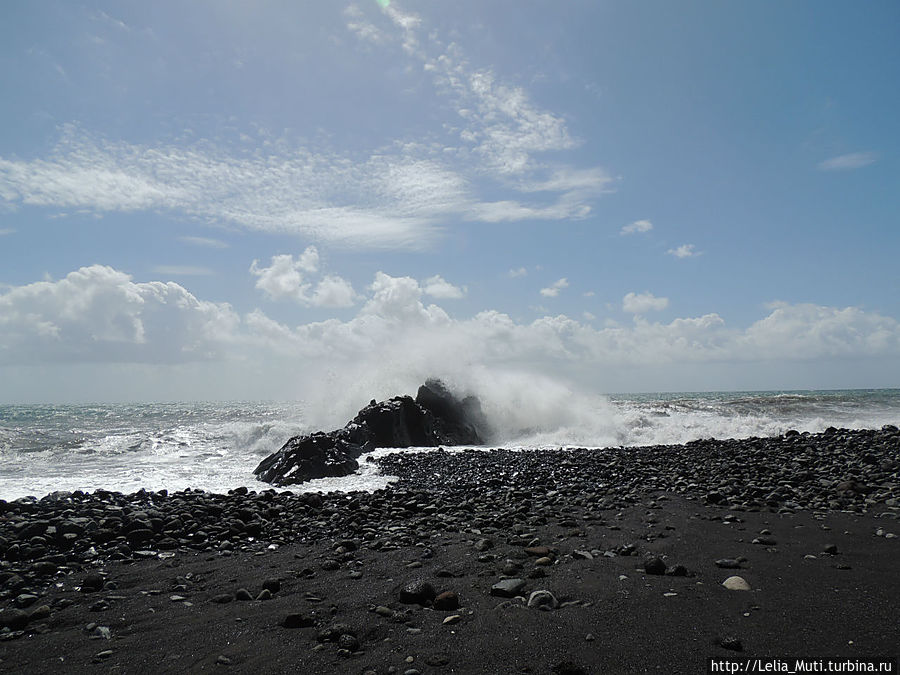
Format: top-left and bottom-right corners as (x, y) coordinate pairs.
(1, 389), (898, 500)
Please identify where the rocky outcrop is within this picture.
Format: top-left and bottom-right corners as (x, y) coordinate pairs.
(254, 380), (489, 486)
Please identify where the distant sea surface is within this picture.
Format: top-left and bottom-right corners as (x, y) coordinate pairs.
(1, 389), (898, 500)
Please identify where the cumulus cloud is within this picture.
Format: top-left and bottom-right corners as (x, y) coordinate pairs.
(540, 278), (569, 298)
(0, 265), (238, 364)
(621, 219), (653, 235)
(508, 267), (528, 278)
(2, 266), (899, 408)
(667, 244), (700, 259)
(818, 152), (877, 171)
(623, 291), (669, 314)
(249, 246), (357, 308)
(422, 275), (466, 299)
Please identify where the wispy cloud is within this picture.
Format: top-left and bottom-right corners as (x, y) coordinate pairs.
(178, 235), (229, 249)
(152, 265), (214, 276)
(1, 5), (614, 251)
(667, 244), (701, 259)
(508, 267), (528, 279)
(0, 228), (15, 235)
(818, 152), (877, 171)
(621, 219), (653, 235)
(540, 278), (569, 298)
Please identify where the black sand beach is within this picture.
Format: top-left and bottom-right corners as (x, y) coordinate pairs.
(1, 427), (898, 674)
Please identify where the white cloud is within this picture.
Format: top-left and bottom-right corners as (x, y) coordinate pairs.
(422, 275), (466, 299)
(623, 291), (669, 314)
(0, 265), (238, 364)
(178, 235), (229, 249)
(540, 278), (569, 298)
(343, 5), (388, 45)
(621, 219), (653, 235)
(152, 266), (214, 276)
(249, 246), (357, 308)
(818, 152), (877, 171)
(2, 266), (899, 406)
(1, 5), (616, 250)
(667, 244), (700, 259)
(508, 267), (528, 278)
(0, 228), (15, 235)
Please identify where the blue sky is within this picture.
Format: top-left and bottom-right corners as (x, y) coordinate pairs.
(1, 1), (898, 403)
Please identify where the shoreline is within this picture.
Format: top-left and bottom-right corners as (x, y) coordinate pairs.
(1, 427), (898, 673)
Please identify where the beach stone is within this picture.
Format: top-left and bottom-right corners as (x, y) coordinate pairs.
(644, 557), (666, 575)
(216, 655), (232, 666)
(474, 538), (493, 551)
(234, 588), (253, 601)
(722, 576), (752, 591)
(527, 590), (558, 611)
(261, 578), (281, 593)
(535, 556), (553, 566)
(823, 544), (839, 554)
(433, 590), (460, 611)
(211, 593), (234, 604)
(29, 605), (51, 622)
(718, 636), (743, 651)
(715, 558), (742, 569)
(14, 594), (38, 608)
(399, 580), (436, 605)
(281, 613), (315, 629)
(255, 589), (272, 601)
(81, 573), (105, 592)
(490, 578), (526, 598)
(337, 633), (360, 651)
(443, 614), (461, 625)
(0, 608), (29, 631)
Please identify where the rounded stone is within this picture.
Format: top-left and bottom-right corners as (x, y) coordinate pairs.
(722, 576), (752, 591)
(527, 589), (559, 611)
(644, 557), (666, 575)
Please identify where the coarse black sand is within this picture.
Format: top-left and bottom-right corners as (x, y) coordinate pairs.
(1, 427), (898, 674)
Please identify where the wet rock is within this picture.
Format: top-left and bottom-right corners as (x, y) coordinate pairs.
(254, 379), (487, 486)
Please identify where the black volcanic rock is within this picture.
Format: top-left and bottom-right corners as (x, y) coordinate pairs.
(254, 380), (488, 486)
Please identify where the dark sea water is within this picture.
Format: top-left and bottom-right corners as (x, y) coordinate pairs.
(1, 389), (898, 500)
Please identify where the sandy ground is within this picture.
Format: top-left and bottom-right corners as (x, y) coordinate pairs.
(2, 493), (897, 675)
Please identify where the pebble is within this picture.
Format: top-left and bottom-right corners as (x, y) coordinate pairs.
(433, 591), (460, 611)
(490, 578), (526, 598)
(644, 557), (666, 575)
(526, 589), (558, 611)
(722, 576), (752, 591)
(715, 558), (742, 569)
(443, 614), (461, 625)
(399, 580), (436, 605)
(234, 588), (253, 601)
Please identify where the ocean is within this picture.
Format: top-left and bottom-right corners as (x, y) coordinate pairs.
(1, 389), (898, 501)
